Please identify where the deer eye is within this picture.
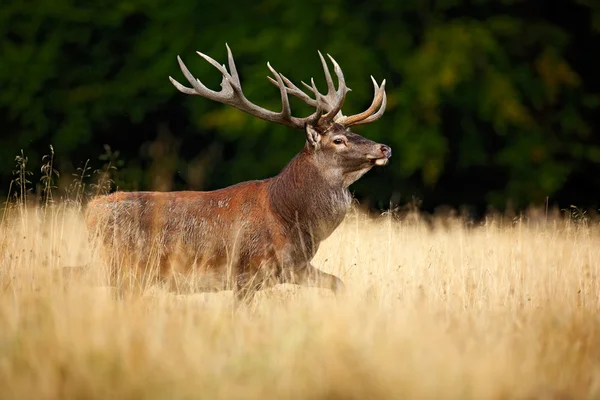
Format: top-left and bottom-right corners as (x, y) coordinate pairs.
(333, 138), (345, 145)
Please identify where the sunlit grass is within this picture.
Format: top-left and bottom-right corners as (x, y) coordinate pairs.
(1, 198), (599, 400)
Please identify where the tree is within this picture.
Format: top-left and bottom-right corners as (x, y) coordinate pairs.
(1, 0), (599, 213)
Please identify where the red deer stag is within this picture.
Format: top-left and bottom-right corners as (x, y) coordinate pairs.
(85, 44), (390, 302)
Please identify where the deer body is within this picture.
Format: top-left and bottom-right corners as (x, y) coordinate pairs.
(85, 45), (390, 301)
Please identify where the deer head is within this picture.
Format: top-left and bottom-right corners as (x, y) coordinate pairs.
(169, 44), (391, 187)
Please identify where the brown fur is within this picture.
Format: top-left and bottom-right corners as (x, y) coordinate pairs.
(86, 124), (391, 301)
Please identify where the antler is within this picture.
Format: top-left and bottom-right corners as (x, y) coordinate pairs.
(170, 44), (386, 130)
(268, 52), (387, 128)
(169, 44), (324, 129)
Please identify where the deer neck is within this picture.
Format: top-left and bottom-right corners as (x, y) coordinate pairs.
(268, 150), (352, 242)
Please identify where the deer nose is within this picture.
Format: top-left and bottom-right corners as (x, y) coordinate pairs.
(380, 144), (392, 158)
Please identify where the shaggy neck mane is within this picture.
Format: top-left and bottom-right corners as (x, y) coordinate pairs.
(267, 149), (351, 240)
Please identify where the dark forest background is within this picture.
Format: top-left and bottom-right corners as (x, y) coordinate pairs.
(1, 0), (599, 216)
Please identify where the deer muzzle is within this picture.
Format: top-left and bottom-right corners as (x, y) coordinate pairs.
(368, 144), (392, 166)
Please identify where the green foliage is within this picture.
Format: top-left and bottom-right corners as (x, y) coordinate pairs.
(1, 0), (599, 211)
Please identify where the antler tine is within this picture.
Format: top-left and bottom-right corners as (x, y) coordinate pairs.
(336, 77), (386, 126)
(302, 78), (320, 97)
(225, 43), (241, 87)
(169, 67), (193, 94)
(318, 51), (336, 96)
(310, 79), (321, 103)
(196, 51), (234, 82)
(267, 62), (292, 121)
(320, 54), (349, 124)
(351, 87), (387, 125)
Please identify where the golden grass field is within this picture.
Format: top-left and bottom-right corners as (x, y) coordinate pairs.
(1, 200), (599, 400)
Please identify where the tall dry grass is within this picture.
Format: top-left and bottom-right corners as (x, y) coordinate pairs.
(1, 198), (599, 400)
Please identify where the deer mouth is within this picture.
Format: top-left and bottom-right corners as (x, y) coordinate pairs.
(367, 156), (389, 166)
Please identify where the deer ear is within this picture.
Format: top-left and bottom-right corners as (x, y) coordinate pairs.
(305, 125), (321, 148)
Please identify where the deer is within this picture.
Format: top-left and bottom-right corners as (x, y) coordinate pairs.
(84, 44), (391, 303)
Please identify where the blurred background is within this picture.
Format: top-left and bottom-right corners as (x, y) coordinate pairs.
(1, 0), (599, 217)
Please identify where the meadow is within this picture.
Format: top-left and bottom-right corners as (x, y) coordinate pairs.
(1, 192), (600, 399)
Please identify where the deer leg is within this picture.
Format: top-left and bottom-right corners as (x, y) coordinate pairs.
(285, 263), (346, 294)
(232, 259), (280, 306)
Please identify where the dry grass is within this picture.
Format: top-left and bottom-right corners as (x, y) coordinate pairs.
(1, 202), (600, 400)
